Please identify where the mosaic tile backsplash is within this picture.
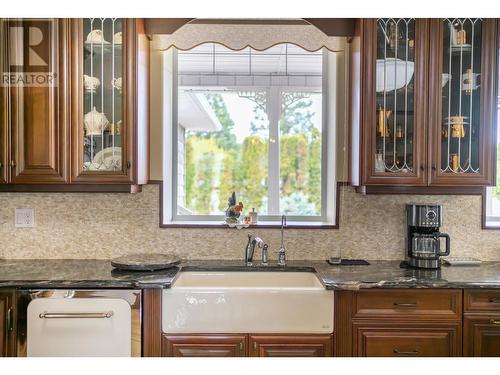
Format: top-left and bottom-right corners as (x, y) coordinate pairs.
(1, 184), (499, 260)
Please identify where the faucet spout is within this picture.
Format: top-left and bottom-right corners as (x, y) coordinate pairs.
(245, 234), (264, 265)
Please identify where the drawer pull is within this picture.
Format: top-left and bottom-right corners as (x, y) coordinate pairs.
(253, 342), (257, 350)
(39, 311), (113, 319)
(394, 302), (417, 307)
(490, 320), (500, 325)
(239, 342), (243, 351)
(394, 349), (419, 355)
(489, 299), (500, 304)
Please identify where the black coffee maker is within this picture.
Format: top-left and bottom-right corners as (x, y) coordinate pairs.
(406, 204), (450, 269)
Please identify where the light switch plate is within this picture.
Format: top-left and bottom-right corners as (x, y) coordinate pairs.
(15, 208), (35, 228)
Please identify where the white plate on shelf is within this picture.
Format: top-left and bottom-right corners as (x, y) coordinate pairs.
(85, 147), (122, 171)
(376, 58), (414, 92)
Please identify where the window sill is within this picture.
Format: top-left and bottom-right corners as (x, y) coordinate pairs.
(160, 221), (337, 229)
(484, 220), (500, 229)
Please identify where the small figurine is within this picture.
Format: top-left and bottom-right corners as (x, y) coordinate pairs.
(225, 192), (244, 223)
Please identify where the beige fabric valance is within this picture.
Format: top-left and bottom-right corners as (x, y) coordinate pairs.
(151, 21), (346, 52)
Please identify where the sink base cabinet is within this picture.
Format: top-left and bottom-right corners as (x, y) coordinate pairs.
(162, 334), (334, 357)
(0, 291), (15, 357)
(353, 322), (461, 357)
(162, 334), (247, 357)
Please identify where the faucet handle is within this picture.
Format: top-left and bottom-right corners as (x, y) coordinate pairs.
(261, 244), (269, 265)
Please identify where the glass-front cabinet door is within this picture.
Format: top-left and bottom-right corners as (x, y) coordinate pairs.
(429, 18), (497, 186)
(362, 18), (428, 185)
(71, 18), (133, 183)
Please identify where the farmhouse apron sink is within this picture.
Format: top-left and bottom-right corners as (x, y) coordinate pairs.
(162, 271), (334, 334)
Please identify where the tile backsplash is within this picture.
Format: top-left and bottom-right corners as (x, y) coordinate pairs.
(1, 184), (499, 260)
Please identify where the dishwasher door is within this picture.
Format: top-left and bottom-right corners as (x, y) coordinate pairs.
(17, 290), (141, 357)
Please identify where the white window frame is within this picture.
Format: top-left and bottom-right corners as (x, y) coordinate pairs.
(484, 48), (500, 228)
(162, 47), (341, 226)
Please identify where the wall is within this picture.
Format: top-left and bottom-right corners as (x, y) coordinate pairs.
(1, 184), (499, 260)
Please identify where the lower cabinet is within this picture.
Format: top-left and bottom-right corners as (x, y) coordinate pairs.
(162, 334), (333, 357)
(353, 322), (461, 357)
(464, 316), (500, 356)
(162, 334), (247, 357)
(249, 335), (333, 357)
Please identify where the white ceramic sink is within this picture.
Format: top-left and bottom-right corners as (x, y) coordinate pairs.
(162, 271), (334, 334)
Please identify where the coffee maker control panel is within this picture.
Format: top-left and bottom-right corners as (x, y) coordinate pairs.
(407, 204), (442, 227)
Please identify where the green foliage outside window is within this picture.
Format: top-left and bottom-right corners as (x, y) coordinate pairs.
(183, 93), (322, 216)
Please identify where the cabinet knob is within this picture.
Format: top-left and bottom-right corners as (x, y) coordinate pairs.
(10, 160), (16, 168)
(419, 165), (425, 171)
(431, 165), (437, 171)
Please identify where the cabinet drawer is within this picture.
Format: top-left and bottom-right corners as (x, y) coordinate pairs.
(353, 289), (461, 320)
(249, 334), (333, 357)
(162, 334), (247, 357)
(464, 290), (500, 312)
(353, 322), (461, 357)
(464, 315), (500, 356)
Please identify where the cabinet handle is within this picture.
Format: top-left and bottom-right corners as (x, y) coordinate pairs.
(239, 342), (243, 351)
(6, 307), (13, 332)
(10, 160), (16, 168)
(394, 302), (417, 307)
(39, 311), (113, 319)
(490, 320), (500, 325)
(126, 161), (131, 169)
(489, 298), (500, 304)
(394, 349), (418, 355)
(419, 165), (425, 171)
(431, 165), (437, 171)
(0, 161), (2, 169)
(253, 341), (257, 350)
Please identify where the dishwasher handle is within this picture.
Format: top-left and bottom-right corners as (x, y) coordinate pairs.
(38, 311), (114, 319)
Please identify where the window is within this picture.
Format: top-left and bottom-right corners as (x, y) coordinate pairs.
(163, 42), (340, 226)
(484, 47), (500, 227)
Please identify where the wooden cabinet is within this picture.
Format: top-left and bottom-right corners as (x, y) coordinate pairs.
(464, 289), (500, 356)
(162, 334), (247, 357)
(249, 334), (333, 357)
(353, 322), (461, 356)
(350, 18), (498, 192)
(70, 18), (148, 186)
(0, 18), (148, 191)
(335, 289), (463, 357)
(0, 19), (69, 185)
(162, 334), (334, 357)
(464, 315), (500, 356)
(0, 290), (15, 357)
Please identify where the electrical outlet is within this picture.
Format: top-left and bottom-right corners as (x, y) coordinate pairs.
(15, 208), (35, 228)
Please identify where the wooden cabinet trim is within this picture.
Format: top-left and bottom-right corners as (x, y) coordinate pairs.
(142, 289), (162, 357)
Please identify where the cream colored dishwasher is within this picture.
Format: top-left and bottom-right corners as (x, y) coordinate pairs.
(17, 289), (141, 357)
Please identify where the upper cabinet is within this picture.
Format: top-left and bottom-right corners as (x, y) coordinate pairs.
(351, 18), (498, 192)
(0, 19), (69, 184)
(428, 19), (497, 186)
(0, 18), (148, 191)
(70, 18), (149, 185)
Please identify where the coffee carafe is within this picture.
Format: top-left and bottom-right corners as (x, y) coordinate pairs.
(406, 204), (450, 269)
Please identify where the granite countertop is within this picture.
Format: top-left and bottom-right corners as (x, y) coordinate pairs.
(1, 258), (500, 290)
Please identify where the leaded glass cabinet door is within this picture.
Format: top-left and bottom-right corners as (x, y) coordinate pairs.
(428, 18), (497, 186)
(71, 18), (133, 183)
(362, 18), (428, 185)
